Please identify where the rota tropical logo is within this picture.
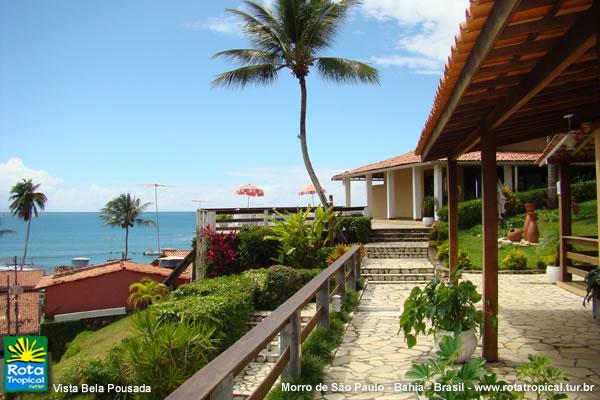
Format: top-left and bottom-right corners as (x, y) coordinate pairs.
(3, 336), (48, 393)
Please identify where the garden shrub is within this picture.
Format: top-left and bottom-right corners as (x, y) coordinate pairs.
(502, 249), (528, 270)
(317, 246), (335, 268)
(430, 221), (448, 243)
(335, 216), (371, 243)
(457, 250), (473, 270)
(40, 319), (86, 362)
(437, 200), (481, 229)
(436, 241), (449, 262)
(202, 226), (240, 277)
(572, 180), (596, 203)
(296, 268), (322, 285)
(238, 226), (279, 269)
(515, 188), (547, 211)
(254, 265), (303, 310)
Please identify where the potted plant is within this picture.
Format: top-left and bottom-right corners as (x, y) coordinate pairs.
(422, 196), (437, 227)
(584, 267), (599, 319)
(399, 272), (482, 362)
(545, 244), (561, 283)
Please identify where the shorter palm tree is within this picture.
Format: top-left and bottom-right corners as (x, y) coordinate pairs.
(128, 277), (169, 308)
(9, 179), (47, 267)
(100, 193), (154, 259)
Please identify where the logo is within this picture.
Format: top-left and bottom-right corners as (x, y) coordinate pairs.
(3, 336), (48, 393)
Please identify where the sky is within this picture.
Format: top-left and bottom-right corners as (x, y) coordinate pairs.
(0, 0), (469, 211)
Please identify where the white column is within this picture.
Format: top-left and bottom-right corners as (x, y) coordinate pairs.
(514, 166), (519, 192)
(434, 165), (443, 220)
(503, 165), (513, 191)
(343, 177), (352, 207)
(386, 170), (396, 219)
(412, 167), (423, 220)
(365, 174), (373, 218)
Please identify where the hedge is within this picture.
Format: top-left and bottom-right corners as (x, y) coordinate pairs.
(335, 216), (371, 243)
(238, 226), (279, 269)
(437, 199), (482, 229)
(572, 180), (596, 203)
(40, 319), (86, 362)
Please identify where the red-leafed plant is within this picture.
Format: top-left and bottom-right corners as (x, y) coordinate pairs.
(203, 226), (239, 277)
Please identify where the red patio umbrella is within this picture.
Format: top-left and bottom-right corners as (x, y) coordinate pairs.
(299, 184), (325, 205)
(235, 184), (264, 208)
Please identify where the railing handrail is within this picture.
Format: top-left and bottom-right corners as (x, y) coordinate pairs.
(202, 206), (365, 215)
(165, 245), (360, 400)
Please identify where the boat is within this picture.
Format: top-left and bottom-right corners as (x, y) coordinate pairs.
(143, 249), (162, 256)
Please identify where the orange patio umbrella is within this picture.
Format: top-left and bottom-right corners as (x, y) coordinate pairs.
(236, 184), (264, 208)
(299, 184), (325, 205)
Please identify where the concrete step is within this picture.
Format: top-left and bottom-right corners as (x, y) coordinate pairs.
(371, 236), (429, 243)
(372, 228), (430, 234)
(367, 280), (430, 284)
(362, 266), (434, 275)
(365, 243), (429, 259)
(363, 273), (434, 282)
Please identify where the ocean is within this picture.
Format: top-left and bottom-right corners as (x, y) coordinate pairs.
(0, 212), (196, 272)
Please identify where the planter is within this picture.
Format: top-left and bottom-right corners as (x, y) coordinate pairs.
(507, 228), (522, 242)
(422, 217), (434, 227)
(546, 265), (561, 283)
(525, 212), (539, 243)
(435, 329), (478, 363)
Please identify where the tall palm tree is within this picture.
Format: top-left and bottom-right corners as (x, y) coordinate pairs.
(100, 193), (154, 259)
(9, 179), (47, 267)
(213, 0), (379, 207)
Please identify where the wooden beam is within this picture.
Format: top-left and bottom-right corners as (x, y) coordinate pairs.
(595, 125), (600, 267)
(480, 124), (498, 362)
(420, 0), (522, 160)
(451, 10), (597, 158)
(447, 158), (459, 281)
(559, 163), (572, 282)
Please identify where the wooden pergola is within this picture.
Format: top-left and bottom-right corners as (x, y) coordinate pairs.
(415, 0), (599, 362)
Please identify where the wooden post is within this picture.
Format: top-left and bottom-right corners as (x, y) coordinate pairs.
(316, 281), (330, 329)
(558, 163), (572, 282)
(195, 210), (216, 280)
(210, 373), (233, 400)
(335, 267), (346, 300)
(480, 126), (498, 362)
(263, 209), (269, 226)
(354, 250), (361, 282)
(281, 310), (302, 380)
(594, 126), (600, 266)
(447, 159), (459, 280)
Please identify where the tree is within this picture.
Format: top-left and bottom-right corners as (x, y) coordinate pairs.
(9, 179), (47, 267)
(213, 0), (379, 207)
(128, 277), (169, 309)
(100, 193), (154, 259)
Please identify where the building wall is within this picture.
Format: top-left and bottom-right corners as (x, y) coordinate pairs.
(393, 169), (414, 219)
(43, 271), (185, 316)
(372, 182), (387, 219)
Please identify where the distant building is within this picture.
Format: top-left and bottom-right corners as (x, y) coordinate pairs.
(0, 269), (45, 335)
(35, 260), (191, 317)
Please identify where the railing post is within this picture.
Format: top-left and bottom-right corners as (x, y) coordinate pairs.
(348, 260), (356, 291)
(336, 266), (346, 300)
(281, 310), (301, 380)
(316, 281), (330, 329)
(210, 373), (233, 400)
(195, 210), (216, 280)
(263, 209), (269, 226)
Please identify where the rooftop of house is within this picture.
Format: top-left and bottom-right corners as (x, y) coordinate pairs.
(0, 269), (45, 288)
(332, 150), (542, 180)
(36, 260), (191, 289)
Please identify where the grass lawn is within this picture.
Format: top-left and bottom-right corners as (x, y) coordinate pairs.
(458, 200), (597, 270)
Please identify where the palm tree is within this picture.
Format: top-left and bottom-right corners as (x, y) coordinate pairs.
(213, 0), (379, 207)
(100, 193), (154, 259)
(0, 217), (16, 238)
(128, 277), (169, 309)
(9, 179), (47, 267)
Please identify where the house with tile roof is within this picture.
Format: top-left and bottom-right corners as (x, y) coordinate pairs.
(36, 260), (191, 317)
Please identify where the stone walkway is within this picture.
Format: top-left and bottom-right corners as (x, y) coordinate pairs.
(318, 273), (600, 399)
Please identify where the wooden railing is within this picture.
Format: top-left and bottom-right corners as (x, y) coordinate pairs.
(198, 206), (366, 232)
(165, 245), (362, 400)
(561, 235), (598, 280)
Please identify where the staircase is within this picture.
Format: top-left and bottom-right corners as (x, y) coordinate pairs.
(363, 226), (434, 284)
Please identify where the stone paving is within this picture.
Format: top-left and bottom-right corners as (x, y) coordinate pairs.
(318, 273), (600, 400)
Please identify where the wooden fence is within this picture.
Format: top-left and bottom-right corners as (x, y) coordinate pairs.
(165, 245), (362, 400)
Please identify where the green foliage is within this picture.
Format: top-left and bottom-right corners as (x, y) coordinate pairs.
(502, 249), (528, 271)
(335, 216), (371, 243)
(400, 274), (482, 348)
(458, 250), (473, 270)
(266, 206), (335, 268)
(317, 246), (335, 268)
(584, 268), (600, 307)
(430, 221), (448, 243)
(40, 319), (86, 361)
(238, 226), (279, 269)
(62, 331), (94, 359)
(405, 335), (514, 400)
(254, 266), (303, 310)
(571, 180), (596, 203)
(422, 196), (438, 218)
(515, 189), (547, 212)
(128, 277), (169, 308)
(515, 355), (568, 400)
(9, 178), (47, 222)
(436, 241), (449, 262)
(437, 199), (483, 229)
(502, 185), (519, 217)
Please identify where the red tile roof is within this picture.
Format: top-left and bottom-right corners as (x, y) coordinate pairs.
(150, 250), (191, 266)
(0, 269), (45, 288)
(35, 260), (190, 289)
(332, 150), (542, 179)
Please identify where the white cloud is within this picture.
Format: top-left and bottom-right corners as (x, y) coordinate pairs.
(363, 0), (469, 73)
(0, 158), (364, 212)
(181, 15), (243, 35)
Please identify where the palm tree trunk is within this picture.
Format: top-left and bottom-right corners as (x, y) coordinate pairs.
(22, 218), (31, 268)
(124, 227), (129, 259)
(298, 76), (328, 207)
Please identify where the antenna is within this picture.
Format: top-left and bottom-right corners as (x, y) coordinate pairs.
(142, 183), (174, 253)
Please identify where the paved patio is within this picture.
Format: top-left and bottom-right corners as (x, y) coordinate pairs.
(319, 273), (600, 399)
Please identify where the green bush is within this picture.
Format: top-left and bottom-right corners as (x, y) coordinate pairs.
(430, 221), (448, 243)
(317, 246), (335, 268)
(437, 199), (482, 229)
(335, 216), (371, 243)
(515, 188), (547, 211)
(502, 249), (528, 270)
(457, 250), (473, 270)
(40, 319), (86, 362)
(436, 241), (449, 262)
(238, 226), (279, 269)
(572, 180), (596, 203)
(296, 268), (323, 285)
(255, 265), (303, 310)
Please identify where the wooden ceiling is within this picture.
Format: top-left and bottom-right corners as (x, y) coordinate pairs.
(416, 0), (599, 161)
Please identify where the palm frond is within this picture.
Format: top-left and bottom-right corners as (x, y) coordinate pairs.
(316, 57), (380, 85)
(303, 0), (361, 51)
(226, 9), (291, 58)
(212, 64), (281, 88)
(212, 49), (283, 66)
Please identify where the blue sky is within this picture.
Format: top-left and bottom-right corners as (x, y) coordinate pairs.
(0, 0), (469, 211)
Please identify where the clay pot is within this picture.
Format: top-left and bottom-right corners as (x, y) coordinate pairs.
(507, 228), (522, 242)
(526, 212), (539, 243)
(523, 214), (531, 237)
(525, 203), (536, 213)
